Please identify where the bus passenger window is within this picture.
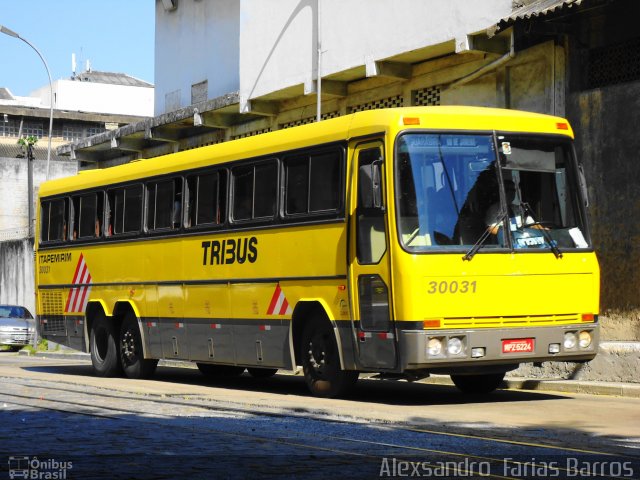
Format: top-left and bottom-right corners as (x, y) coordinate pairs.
(232, 161), (277, 222)
(310, 152), (340, 212)
(187, 171), (224, 227)
(70, 197), (79, 240)
(147, 180), (174, 230)
(41, 199), (66, 242)
(254, 162), (277, 218)
(285, 157), (308, 214)
(78, 194), (98, 238)
(108, 185), (142, 234)
(124, 185), (143, 233)
(232, 166), (253, 221)
(284, 149), (341, 217)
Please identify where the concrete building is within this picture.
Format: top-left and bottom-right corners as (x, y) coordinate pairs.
(52, 0), (640, 342)
(0, 71), (153, 311)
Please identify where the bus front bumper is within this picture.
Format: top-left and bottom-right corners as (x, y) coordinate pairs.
(399, 324), (599, 372)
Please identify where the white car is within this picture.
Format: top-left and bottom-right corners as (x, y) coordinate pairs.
(0, 305), (35, 352)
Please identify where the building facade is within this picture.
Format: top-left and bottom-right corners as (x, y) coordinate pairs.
(0, 71), (153, 311)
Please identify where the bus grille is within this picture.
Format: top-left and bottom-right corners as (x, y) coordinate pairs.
(441, 313), (582, 329)
(39, 290), (66, 335)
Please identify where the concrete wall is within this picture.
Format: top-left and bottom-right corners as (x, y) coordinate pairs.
(238, 0), (510, 108)
(0, 238), (35, 314)
(154, 0), (240, 114)
(0, 157), (78, 234)
(566, 83), (640, 340)
(154, 0), (512, 114)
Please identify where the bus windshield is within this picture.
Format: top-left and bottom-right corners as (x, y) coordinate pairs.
(395, 133), (590, 252)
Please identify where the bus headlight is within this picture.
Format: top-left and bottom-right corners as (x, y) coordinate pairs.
(578, 331), (592, 349)
(427, 337), (443, 357)
(563, 332), (577, 350)
(447, 337), (464, 356)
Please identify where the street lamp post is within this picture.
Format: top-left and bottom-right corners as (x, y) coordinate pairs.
(1, 24), (54, 237)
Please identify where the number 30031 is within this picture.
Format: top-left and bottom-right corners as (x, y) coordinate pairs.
(427, 280), (477, 294)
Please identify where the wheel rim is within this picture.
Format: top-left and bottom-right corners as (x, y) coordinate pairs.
(121, 327), (138, 366)
(306, 332), (329, 378)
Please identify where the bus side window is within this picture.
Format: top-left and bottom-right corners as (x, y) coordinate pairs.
(310, 151), (340, 212)
(124, 185), (143, 233)
(41, 198), (66, 243)
(284, 149), (342, 217)
(186, 170), (225, 227)
(232, 160), (277, 222)
(108, 185), (142, 235)
(147, 179), (174, 230)
(41, 198), (69, 242)
(78, 193), (98, 238)
(71, 197), (80, 240)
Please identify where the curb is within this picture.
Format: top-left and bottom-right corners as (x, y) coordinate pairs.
(19, 350), (640, 398)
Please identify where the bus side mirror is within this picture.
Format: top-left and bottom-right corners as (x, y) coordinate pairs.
(359, 160), (384, 210)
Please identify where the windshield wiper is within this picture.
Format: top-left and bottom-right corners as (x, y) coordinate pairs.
(462, 208), (508, 261)
(521, 202), (563, 259)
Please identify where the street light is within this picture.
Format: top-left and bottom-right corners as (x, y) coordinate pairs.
(1, 24), (54, 238)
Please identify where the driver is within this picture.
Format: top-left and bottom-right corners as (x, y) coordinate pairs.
(485, 179), (532, 235)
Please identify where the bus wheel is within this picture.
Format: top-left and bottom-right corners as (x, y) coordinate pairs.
(90, 311), (122, 377)
(451, 373), (505, 394)
(247, 367), (278, 378)
(119, 313), (158, 379)
(300, 318), (358, 398)
(196, 363), (245, 377)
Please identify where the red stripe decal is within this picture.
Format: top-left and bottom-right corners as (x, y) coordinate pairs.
(266, 284), (281, 315)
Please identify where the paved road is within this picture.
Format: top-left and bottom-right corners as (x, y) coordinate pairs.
(0, 353), (638, 479)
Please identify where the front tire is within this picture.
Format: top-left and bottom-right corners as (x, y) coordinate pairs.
(119, 312), (158, 379)
(90, 310), (122, 377)
(451, 373), (505, 394)
(300, 317), (358, 398)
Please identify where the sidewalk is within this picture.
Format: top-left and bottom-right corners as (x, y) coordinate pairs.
(20, 341), (640, 399)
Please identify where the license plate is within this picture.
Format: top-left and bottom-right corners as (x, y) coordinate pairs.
(502, 338), (534, 353)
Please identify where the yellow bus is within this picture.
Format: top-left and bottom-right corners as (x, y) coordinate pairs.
(35, 106), (599, 397)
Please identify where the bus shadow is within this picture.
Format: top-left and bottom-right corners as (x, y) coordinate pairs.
(22, 362), (568, 406)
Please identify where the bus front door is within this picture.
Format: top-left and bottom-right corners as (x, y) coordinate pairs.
(348, 141), (397, 370)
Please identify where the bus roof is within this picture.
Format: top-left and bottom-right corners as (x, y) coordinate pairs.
(39, 106), (573, 198)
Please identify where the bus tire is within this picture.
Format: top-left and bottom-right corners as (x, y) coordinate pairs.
(90, 311), (122, 377)
(247, 367), (278, 378)
(119, 312), (158, 379)
(451, 373), (505, 394)
(300, 317), (358, 398)
(196, 363), (245, 377)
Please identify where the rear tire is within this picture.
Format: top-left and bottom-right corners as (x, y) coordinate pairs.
(300, 316), (358, 398)
(90, 311), (122, 377)
(247, 367), (278, 378)
(451, 373), (505, 394)
(119, 312), (158, 379)
(197, 363), (245, 377)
